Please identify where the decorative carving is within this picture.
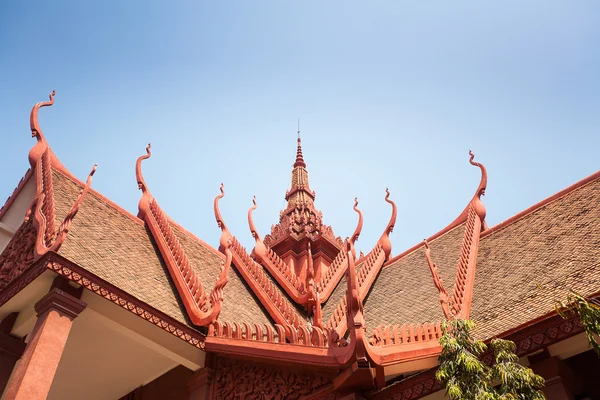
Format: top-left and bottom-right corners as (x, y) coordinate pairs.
(0, 218), (36, 290)
(264, 137), (342, 250)
(136, 143), (152, 218)
(422, 154), (485, 320)
(214, 183), (233, 252)
(451, 206), (477, 317)
(250, 197), (307, 301)
(423, 240), (451, 319)
(369, 322), (442, 347)
(208, 320), (330, 347)
(28, 90), (55, 169)
(51, 164), (97, 252)
(325, 241), (386, 336)
(264, 244), (305, 294)
(212, 357), (330, 400)
(350, 198), (362, 259)
(148, 198), (230, 325)
(0, 256), (46, 308)
(35, 146), (56, 251)
(135, 146), (230, 326)
(468, 150), (487, 226)
(379, 188), (396, 261)
(228, 236), (304, 328)
(315, 245), (347, 297)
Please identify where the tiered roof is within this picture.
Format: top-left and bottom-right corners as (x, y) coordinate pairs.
(1, 92), (599, 394)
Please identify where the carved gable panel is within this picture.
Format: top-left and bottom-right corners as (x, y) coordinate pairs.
(212, 357), (331, 400)
(0, 218), (36, 290)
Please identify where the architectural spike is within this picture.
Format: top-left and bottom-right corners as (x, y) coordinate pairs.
(136, 143), (153, 218)
(28, 90), (55, 169)
(379, 188), (397, 260)
(468, 150), (488, 227)
(248, 196), (259, 239)
(350, 197), (363, 259)
(214, 183), (232, 252)
(248, 196), (267, 264)
(294, 136), (306, 168)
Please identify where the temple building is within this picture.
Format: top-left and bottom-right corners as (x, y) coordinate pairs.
(0, 92), (599, 400)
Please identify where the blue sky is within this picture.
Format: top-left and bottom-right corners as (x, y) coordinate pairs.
(1, 2), (598, 255)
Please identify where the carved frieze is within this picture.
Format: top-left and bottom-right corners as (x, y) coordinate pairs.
(212, 357), (331, 400)
(0, 218), (36, 290)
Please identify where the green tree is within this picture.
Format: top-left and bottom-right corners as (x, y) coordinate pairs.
(490, 339), (545, 400)
(556, 291), (600, 356)
(436, 319), (545, 400)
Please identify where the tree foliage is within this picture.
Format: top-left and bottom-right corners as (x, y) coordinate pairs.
(490, 339), (545, 400)
(436, 319), (545, 400)
(556, 291), (600, 356)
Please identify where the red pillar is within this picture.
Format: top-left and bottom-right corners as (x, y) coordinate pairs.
(0, 313), (26, 396)
(530, 356), (579, 400)
(187, 367), (213, 400)
(2, 288), (86, 400)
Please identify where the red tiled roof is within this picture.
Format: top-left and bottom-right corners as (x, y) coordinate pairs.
(363, 223), (465, 331)
(52, 169), (272, 328)
(471, 174), (600, 339)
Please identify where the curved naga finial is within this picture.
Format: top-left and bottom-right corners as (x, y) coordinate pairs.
(209, 238), (232, 313)
(28, 90), (56, 168)
(214, 183), (232, 252)
(136, 143), (153, 218)
(248, 196), (267, 262)
(379, 188), (397, 260)
(424, 239), (452, 320)
(350, 197), (363, 245)
(248, 196), (259, 238)
(468, 150), (488, 226)
(52, 164), (98, 252)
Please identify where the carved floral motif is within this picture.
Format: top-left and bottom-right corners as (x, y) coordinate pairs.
(264, 211), (342, 248)
(213, 357), (330, 400)
(0, 218), (36, 290)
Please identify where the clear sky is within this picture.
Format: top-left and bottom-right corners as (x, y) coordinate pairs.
(1, 2), (598, 256)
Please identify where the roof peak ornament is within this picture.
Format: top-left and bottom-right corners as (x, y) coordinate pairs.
(28, 90), (55, 169)
(424, 239), (452, 320)
(350, 197), (363, 259)
(214, 183), (232, 252)
(294, 136), (306, 169)
(379, 188), (397, 260)
(136, 143), (153, 219)
(468, 150), (488, 226)
(248, 196), (267, 263)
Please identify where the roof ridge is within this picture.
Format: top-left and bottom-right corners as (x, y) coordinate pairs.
(229, 236), (306, 330)
(481, 169), (600, 239)
(385, 151), (489, 267)
(134, 147), (231, 326)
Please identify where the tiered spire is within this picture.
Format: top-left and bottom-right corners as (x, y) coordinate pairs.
(264, 132), (341, 249)
(261, 129), (342, 287)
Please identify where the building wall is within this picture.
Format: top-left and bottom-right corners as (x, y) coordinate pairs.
(0, 178), (35, 253)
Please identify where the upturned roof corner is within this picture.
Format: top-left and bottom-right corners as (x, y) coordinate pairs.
(420, 150), (489, 320)
(135, 143), (153, 219)
(25, 91), (98, 258)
